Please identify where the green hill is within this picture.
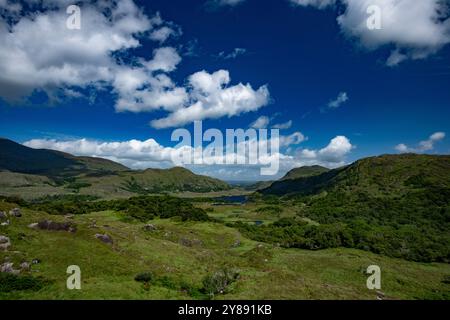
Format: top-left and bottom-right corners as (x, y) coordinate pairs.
(0, 138), (128, 176)
(261, 154), (450, 196)
(280, 165), (329, 181)
(0, 138), (230, 198)
(254, 154), (450, 262)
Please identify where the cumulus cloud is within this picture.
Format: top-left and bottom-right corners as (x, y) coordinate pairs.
(0, 0), (151, 101)
(327, 91), (349, 109)
(299, 136), (352, 162)
(23, 133), (353, 180)
(338, 0), (450, 66)
(0, 1), (268, 128)
(395, 132), (446, 153)
(149, 25), (181, 43)
(292, 0), (450, 65)
(150, 70), (270, 128)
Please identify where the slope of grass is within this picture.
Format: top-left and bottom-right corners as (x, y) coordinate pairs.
(0, 203), (448, 300)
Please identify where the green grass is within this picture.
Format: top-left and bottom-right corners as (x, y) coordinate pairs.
(0, 204), (449, 300)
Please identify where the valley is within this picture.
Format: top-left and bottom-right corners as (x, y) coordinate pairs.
(0, 138), (449, 300)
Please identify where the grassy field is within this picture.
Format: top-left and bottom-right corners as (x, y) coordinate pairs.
(1, 201), (449, 300)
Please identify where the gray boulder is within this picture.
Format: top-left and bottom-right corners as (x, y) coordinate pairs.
(1, 220), (10, 226)
(0, 262), (20, 274)
(143, 224), (157, 231)
(9, 208), (22, 217)
(37, 220), (76, 233)
(95, 233), (113, 244)
(20, 262), (31, 271)
(0, 211), (7, 219)
(0, 235), (10, 251)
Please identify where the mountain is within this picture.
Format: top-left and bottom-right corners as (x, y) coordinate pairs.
(280, 165), (329, 181)
(0, 138), (128, 176)
(261, 154), (450, 196)
(258, 154), (450, 262)
(0, 138), (231, 198)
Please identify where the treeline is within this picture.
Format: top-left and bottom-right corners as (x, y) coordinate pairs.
(21, 195), (210, 222)
(236, 187), (450, 262)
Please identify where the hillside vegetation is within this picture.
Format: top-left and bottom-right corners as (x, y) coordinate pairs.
(0, 139), (230, 198)
(0, 196), (448, 300)
(251, 155), (450, 262)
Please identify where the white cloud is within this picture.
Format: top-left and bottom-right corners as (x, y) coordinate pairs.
(327, 91), (349, 108)
(297, 136), (353, 165)
(280, 132), (306, 147)
(338, 0), (450, 66)
(0, 0), (22, 12)
(0, 1), (268, 128)
(150, 26), (181, 43)
(143, 47), (182, 73)
(250, 116), (270, 129)
(0, 0), (153, 100)
(150, 70), (270, 128)
(217, 48), (247, 59)
(209, 0), (246, 7)
(290, 0), (336, 9)
(291, 0), (450, 65)
(273, 120), (293, 130)
(395, 132), (446, 153)
(23, 134), (353, 180)
(250, 115), (293, 130)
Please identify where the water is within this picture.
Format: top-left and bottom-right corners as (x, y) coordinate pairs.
(213, 195), (248, 204)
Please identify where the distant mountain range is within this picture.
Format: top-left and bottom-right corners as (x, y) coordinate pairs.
(0, 137), (128, 176)
(0, 138), (230, 197)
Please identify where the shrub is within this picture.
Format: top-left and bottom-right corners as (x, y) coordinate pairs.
(134, 272), (154, 283)
(0, 273), (47, 292)
(202, 268), (239, 298)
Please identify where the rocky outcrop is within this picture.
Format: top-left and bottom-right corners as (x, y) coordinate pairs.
(9, 208), (22, 217)
(143, 224), (157, 231)
(0, 262), (20, 275)
(95, 233), (113, 244)
(0, 235), (11, 251)
(35, 220), (76, 233)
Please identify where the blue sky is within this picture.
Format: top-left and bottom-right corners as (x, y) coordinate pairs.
(0, 0), (449, 180)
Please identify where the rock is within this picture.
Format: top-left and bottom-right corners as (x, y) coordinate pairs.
(232, 239), (241, 248)
(37, 220), (76, 233)
(28, 223), (39, 229)
(0, 262), (20, 274)
(9, 208), (22, 217)
(1, 220), (10, 226)
(143, 224), (157, 231)
(32, 259), (40, 265)
(376, 290), (385, 300)
(179, 238), (202, 247)
(0, 211), (7, 219)
(20, 262), (30, 271)
(95, 233), (113, 244)
(179, 238), (193, 247)
(0, 235), (10, 251)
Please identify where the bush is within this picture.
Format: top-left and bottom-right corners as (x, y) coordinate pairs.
(134, 272), (154, 283)
(202, 268), (239, 298)
(0, 273), (47, 292)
